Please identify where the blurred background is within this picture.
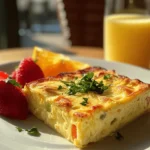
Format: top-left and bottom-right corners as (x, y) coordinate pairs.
(17, 0), (67, 48)
(0, 0), (104, 50)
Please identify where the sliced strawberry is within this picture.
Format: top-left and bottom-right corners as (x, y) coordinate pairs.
(0, 71), (8, 80)
(0, 80), (28, 120)
(12, 57), (44, 87)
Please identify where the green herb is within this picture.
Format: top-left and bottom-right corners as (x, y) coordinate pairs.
(62, 72), (109, 95)
(16, 126), (41, 137)
(61, 80), (75, 87)
(26, 127), (41, 136)
(114, 132), (124, 141)
(16, 126), (23, 132)
(58, 85), (63, 90)
(80, 98), (88, 106)
(104, 74), (111, 80)
(5, 77), (22, 88)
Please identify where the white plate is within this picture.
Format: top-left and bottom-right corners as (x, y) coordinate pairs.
(0, 56), (150, 150)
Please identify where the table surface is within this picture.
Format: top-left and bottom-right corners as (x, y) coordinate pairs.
(0, 46), (104, 64)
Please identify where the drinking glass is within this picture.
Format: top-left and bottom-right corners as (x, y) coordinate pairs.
(104, 0), (150, 68)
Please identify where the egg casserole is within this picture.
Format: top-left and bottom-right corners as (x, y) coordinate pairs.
(23, 67), (150, 148)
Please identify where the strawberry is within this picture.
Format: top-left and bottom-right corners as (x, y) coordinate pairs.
(11, 57), (44, 86)
(0, 80), (28, 120)
(0, 71), (8, 80)
(11, 70), (17, 79)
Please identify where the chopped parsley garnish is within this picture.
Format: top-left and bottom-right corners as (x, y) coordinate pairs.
(16, 126), (23, 132)
(58, 85), (63, 90)
(5, 77), (22, 88)
(62, 72), (109, 95)
(16, 126), (41, 136)
(80, 98), (88, 106)
(26, 127), (41, 136)
(104, 74), (111, 80)
(114, 132), (124, 141)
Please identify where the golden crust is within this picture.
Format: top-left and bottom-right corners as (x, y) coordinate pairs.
(27, 66), (149, 88)
(25, 67), (150, 117)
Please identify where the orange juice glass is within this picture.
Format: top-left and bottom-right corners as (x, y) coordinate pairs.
(104, 0), (150, 68)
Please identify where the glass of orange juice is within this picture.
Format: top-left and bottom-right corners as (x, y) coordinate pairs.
(104, 0), (150, 68)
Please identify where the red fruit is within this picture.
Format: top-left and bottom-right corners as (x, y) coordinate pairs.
(11, 70), (17, 79)
(12, 57), (44, 86)
(0, 71), (8, 80)
(0, 81), (28, 120)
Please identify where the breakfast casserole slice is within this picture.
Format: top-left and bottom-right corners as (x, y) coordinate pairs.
(23, 67), (150, 148)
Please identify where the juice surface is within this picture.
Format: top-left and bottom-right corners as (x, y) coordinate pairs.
(104, 14), (150, 68)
